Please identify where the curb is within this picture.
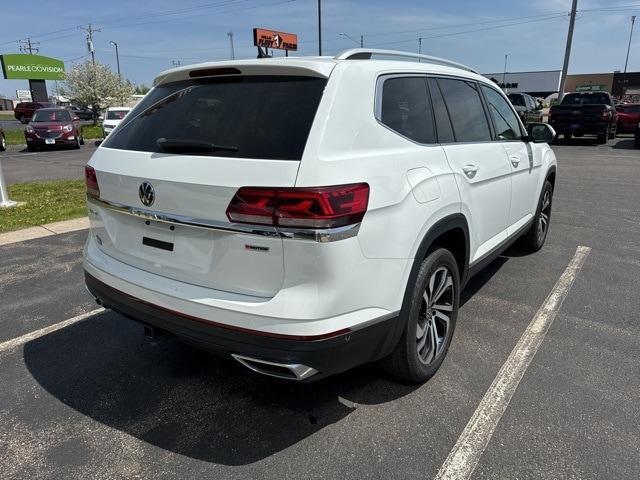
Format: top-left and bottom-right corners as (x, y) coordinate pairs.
(0, 217), (89, 247)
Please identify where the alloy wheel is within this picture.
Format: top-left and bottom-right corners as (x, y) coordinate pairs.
(537, 190), (551, 243)
(416, 266), (454, 365)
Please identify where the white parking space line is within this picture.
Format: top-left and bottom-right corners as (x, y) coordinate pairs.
(435, 246), (591, 480)
(0, 308), (105, 353)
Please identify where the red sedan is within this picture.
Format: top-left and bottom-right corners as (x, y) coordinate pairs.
(616, 103), (640, 133)
(24, 108), (84, 151)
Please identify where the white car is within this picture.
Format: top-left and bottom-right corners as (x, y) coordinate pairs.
(83, 49), (557, 382)
(101, 107), (132, 136)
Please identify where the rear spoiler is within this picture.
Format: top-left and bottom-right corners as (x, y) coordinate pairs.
(154, 59), (335, 86)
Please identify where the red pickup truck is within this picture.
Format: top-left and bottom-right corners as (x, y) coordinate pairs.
(14, 101), (55, 124)
(548, 92), (617, 144)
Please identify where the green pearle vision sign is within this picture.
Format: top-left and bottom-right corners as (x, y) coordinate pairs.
(0, 54), (65, 80)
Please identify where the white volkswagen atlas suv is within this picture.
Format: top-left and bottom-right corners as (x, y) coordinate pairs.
(83, 49), (557, 383)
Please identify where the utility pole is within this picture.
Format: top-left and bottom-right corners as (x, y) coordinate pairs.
(503, 54), (509, 93)
(172, 60), (181, 68)
(558, 0), (578, 103)
(418, 37), (423, 54)
(109, 41), (121, 79)
(625, 15), (636, 73)
(18, 38), (40, 54)
(227, 31), (235, 60)
(81, 24), (101, 64)
(340, 33), (363, 48)
(317, 0), (322, 55)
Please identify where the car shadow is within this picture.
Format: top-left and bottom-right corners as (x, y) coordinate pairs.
(552, 137), (600, 146)
(461, 255), (509, 307)
(611, 139), (637, 150)
(23, 311), (419, 466)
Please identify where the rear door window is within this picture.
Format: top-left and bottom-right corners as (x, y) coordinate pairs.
(102, 76), (327, 160)
(378, 76), (435, 144)
(437, 78), (492, 143)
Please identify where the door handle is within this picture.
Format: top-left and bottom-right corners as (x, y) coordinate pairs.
(509, 155), (520, 167)
(462, 164), (478, 178)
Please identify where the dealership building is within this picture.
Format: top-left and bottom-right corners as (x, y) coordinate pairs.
(483, 69), (640, 99)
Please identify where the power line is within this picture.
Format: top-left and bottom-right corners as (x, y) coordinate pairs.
(354, 11), (569, 39)
(18, 38), (40, 54)
(366, 14), (568, 48)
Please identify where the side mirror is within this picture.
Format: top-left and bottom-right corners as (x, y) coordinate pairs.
(527, 123), (556, 143)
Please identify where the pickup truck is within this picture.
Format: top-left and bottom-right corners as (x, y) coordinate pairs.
(548, 92), (617, 143)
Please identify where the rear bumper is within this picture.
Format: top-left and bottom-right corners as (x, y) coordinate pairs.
(85, 271), (399, 381)
(26, 136), (77, 146)
(548, 120), (610, 135)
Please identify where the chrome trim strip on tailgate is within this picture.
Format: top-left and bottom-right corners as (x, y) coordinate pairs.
(87, 196), (360, 242)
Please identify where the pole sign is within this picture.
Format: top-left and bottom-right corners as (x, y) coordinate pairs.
(16, 89), (32, 102)
(0, 54), (65, 80)
(253, 28), (298, 51)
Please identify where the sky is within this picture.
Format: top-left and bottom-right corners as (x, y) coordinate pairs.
(2, 0), (640, 98)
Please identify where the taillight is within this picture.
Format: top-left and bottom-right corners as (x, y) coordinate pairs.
(226, 183), (369, 229)
(85, 165), (100, 199)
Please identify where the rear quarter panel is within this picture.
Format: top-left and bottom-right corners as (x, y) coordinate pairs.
(297, 63), (462, 261)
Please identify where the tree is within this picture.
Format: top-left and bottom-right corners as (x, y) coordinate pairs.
(61, 60), (135, 124)
(134, 84), (151, 95)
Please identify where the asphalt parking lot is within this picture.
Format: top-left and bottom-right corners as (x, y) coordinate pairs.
(0, 144), (97, 185)
(1, 139), (639, 479)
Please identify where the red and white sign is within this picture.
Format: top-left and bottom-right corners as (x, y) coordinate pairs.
(253, 28), (298, 51)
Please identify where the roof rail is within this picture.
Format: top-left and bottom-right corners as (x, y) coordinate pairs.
(334, 48), (477, 73)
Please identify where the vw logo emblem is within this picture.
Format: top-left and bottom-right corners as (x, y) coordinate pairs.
(139, 181), (155, 207)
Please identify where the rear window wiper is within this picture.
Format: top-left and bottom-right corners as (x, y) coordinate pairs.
(156, 138), (239, 153)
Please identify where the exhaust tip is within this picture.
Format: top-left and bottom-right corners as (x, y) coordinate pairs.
(231, 354), (318, 381)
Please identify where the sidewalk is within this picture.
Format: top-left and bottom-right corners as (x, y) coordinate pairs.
(0, 217), (89, 246)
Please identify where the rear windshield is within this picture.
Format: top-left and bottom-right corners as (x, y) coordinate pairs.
(106, 110), (129, 120)
(560, 93), (609, 106)
(102, 76), (327, 160)
(507, 94), (525, 106)
(32, 110), (71, 122)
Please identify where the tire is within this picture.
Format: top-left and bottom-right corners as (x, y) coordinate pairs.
(20, 116), (29, 124)
(384, 248), (460, 383)
(0, 134), (5, 152)
(73, 137), (81, 149)
(519, 180), (553, 252)
(79, 134), (85, 146)
(609, 125), (616, 140)
(27, 144), (36, 152)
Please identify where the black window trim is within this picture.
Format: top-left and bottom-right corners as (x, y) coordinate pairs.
(426, 76), (457, 144)
(374, 73), (439, 147)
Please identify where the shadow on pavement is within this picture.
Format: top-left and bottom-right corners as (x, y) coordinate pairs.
(23, 311), (419, 465)
(611, 139), (637, 150)
(552, 137), (599, 146)
(461, 255), (508, 306)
